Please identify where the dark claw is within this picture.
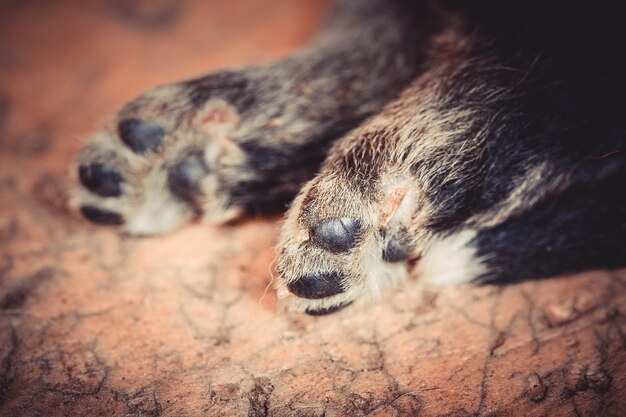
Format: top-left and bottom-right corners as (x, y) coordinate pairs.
(167, 151), (209, 202)
(118, 118), (165, 154)
(305, 301), (353, 316)
(311, 217), (361, 253)
(79, 163), (123, 197)
(287, 271), (345, 299)
(382, 228), (413, 262)
(80, 205), (124, 225)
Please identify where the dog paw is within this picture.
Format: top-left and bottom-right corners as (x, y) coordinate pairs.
(276, 167), (423, 314)
(71, 63), (344, 235)
(73, 77), (231, 234)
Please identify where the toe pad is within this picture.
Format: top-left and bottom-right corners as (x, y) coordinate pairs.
(311, 217), (361, 253)
(287, 271), (345, 299)
(167, 151), (209, 202)
(118, 118), (165, 154)
(79, 163), (123, 197)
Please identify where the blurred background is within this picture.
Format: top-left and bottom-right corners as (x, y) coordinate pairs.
(0, 0), (328, 180)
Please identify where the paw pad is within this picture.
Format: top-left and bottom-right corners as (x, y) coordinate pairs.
(287, 271), (345, 299)
(78, 163), (123, 197)
(167, 151), (209, 202)
(382, 228), (413, 262)
(311, 217), (360, 253)
(80, 205), (124, 225)
(118, 118), (165, 154)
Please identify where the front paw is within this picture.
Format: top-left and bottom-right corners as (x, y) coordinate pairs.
(277, 172), (420, 315)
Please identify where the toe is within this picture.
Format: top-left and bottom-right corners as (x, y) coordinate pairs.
(78, 163), (123, 197)
(167, 151), (209, 202)
(118, 118), (165, 154)
(287, 271), (345, 299)
(382, 228), (413, 262)
(311, 217), (361, 253)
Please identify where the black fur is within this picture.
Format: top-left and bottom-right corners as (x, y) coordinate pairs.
(473, 174), (626, 283)
(420, 2), (626, 281)
(422, 1), (626, 234)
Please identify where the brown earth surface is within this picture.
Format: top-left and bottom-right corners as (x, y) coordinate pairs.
(1, 1), (625, 416)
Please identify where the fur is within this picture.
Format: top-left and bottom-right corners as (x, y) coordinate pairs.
(74, 0), (626, 314)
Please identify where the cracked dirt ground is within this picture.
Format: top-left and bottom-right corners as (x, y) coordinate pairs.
(0, 1), (625, 416)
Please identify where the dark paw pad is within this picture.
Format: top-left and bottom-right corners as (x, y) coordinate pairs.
(311, 217), (361, 253)
(167, 151), (209, 202)
(287, 271), (345, 299)
(118, 118), (165, 154)
(382, 228), (413, 263)
(79, 163), (123, 197)
(305, 301), (353, 316)
(80, 205), (124, 225)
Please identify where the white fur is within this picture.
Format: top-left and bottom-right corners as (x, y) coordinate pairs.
(124, 169), (193, 235)
(418, 230), (485, 285)
(359, 234), (408, 297)
(124, 193), (191, 235)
